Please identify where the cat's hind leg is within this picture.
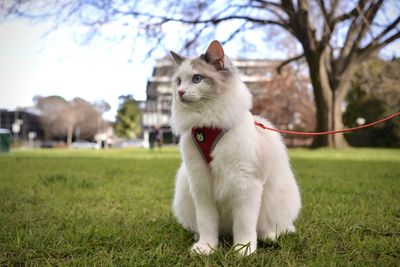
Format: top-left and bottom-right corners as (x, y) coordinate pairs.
(172, 166), (198, 234)
(257, 168), (301, 241)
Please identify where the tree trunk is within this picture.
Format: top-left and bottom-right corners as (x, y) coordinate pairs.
(308, 52), (348, 148)
(328, 62), (358, 148)
(311, 83), (331, 147)
(67, 123), (73, 147)
(330, 89), (348, 148)
(311, 86), (348, 148)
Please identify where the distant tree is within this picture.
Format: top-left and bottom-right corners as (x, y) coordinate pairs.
(114, 95), (142, 139)
(71, 97), (107, 142)
(93, 100), (111, 115)
(34, 96), (109, 146)
(92, 99), (112, 140)
(343, 58), (400, 147)
(252, 65), (315, 132)
(34, 95), (69, 141)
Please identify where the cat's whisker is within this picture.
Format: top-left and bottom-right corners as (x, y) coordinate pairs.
(201, 94), (221, 103)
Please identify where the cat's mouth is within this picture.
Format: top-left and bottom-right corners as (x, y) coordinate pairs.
(179, 95), (201, 104)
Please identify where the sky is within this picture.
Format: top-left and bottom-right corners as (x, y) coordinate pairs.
(0, 8), (399, 122)
(0, 19), (154, 121)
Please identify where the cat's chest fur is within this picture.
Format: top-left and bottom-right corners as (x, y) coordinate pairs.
(180, 115), (263, 202)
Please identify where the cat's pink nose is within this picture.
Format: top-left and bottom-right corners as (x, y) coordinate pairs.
(178, 90), (185, 97)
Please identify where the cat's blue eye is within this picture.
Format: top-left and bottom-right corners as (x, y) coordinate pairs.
(176, 77), (181, 86)
(192, 74), (203, 84)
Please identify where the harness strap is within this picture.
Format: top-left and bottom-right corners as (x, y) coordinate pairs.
(191, 127), (226, 164)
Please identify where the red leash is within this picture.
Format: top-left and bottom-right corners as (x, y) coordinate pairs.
(255, 112), (400, 136)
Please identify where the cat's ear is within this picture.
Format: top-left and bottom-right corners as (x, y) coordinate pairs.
(204, 40), (224, 70)
(170, 51), (185, 65)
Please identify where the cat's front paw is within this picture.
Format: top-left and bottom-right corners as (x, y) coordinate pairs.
(234, 241), (257, 256)
(190, 242), (217, 255)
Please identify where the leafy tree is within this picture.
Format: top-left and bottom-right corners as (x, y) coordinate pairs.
(252, 65), (315, 133)
(343, 58), (400, 147)
(93, 100), (111, 115)
(71, 97), (108, 143)
(34, 95), (70, 141)
(114, 95), (142, 139)
(34, 96), (109, 146)
(4, 0), (399, 147)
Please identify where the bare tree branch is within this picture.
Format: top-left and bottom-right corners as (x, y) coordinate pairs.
(318, 0), (335, 50)
(369, 15), (400, 45)
(317, 0), (329, 23)
(236, 2), (287, 22)
(358, 30), (400, 59)
(221, 22), (249, 45)
(339, 0), (368, 59)
(114, 8), (286, 28)
(333, 0), (366, 23)
(351, 0), (384, 50)
(164, 15), (285, 27)
(294, 0), (318, 52)
(277, 54), (305, 74)
(183, 32), (205, 52)
(252, 0), (282, 8)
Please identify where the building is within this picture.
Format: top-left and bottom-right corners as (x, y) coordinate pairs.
(0, 109), (44, 145)
(143, 57), (314, 146)
(142, 58), (176, 145)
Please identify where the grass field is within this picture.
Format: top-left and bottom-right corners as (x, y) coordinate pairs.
(0, 148), (399, 266)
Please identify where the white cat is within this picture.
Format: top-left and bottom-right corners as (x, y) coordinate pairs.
(170, 40), (301, 256)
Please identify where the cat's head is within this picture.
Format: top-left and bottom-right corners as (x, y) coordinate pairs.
(169, 40), (252, 133)
(169, 40), (235, 105)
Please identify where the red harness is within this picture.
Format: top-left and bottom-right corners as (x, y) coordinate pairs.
(191, 122), (265, 164)
(191, 127), (227, 164)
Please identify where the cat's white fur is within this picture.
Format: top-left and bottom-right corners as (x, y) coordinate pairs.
(171, 49), (301, 256)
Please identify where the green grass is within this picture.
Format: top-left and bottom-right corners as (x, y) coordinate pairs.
(0, 148), (399, 266)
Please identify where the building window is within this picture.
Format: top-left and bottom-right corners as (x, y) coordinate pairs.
(160, 96), (172, 111)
